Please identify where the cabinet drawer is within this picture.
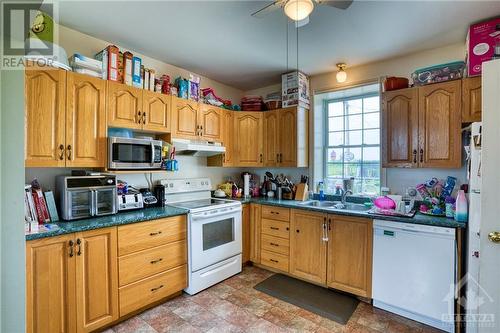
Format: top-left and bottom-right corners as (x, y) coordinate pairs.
(262, 219), (290, 239)
(261, 234), (289, 256)
(119, 265), (187, 316)
(118, 216), (186, 256)
(261, 250), (289, 272)
(119, 240), (187, 286)
(261, 206), (290, 222)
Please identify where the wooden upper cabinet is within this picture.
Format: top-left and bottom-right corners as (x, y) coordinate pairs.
(26, 234), (76, 333)
(172, 96), (198, 139)
(25, 68), (66, 167)
(107, 81), (143, 130)
(222, 110), (234, 166)
(142, 91), (171, 133)
(199, 104), (223, 141)
(462, 76), (482, 123)
(290, 210), (327, 284)
(382, 88), (419, 168)
(234, 112), (263, 167)
(327, 216), (372, 298)
(279, 107), (299, 167)
(66, 72), (107, 168)
(263, 110), (279, 167)
(418, 80), (462, 168)
(75, 227), (118, 333)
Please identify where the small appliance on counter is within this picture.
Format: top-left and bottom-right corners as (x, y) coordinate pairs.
(139, 188), (158, 207)
(117, 189), (143, 211)
(56, 174), (117, 220)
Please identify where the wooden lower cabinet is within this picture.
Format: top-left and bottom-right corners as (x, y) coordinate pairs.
(249, 204), (262, 264)
(327, 215), (373, 298)
(242, 204), (251, 263)
(289, 210), (327, 284)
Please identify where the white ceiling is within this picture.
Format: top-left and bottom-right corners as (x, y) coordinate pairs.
(57, 1), (500, 90)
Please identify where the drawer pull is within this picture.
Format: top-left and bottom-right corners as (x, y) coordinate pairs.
(270, 227), (279, 231)
(270, 211), (280, 215)
(270, 242), (279, 247)
(150, 285), (164, 292)
(150, 258), (163, 264)
(149, 231), (162, 236)
(270, 259), (279, 263)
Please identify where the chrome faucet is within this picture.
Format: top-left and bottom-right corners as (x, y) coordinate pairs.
(341, 190), (353, 205)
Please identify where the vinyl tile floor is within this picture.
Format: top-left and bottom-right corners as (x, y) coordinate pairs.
(105, 266), (445, 333)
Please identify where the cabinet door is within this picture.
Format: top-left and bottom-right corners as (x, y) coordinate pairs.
(250, 204), (261, 264)
(242, 204), (251, 263)
(234, 112), (263, 166)
(199, 104), (223, 141)
(75, 227), (118, 333)
(381, 88), (419, 168)
(462, 76), (482, 123)
(290, 210), (327, 284)
(327, 216), (372, 298)
(279, 107), (298, 167)
(418, 80), (462, 168)
(172, 96), (199, 139)
(25, 68), (66, 167)
(223, 110), (234, 166)
(107, 81), (142, 130)
(66, 72), (106, 168)
(263, 110), (279, 167)
(142, 91), (171, 133)
(26, 235), (76, 333)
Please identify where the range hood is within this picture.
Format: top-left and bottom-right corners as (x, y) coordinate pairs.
(172, 138), (226, 157)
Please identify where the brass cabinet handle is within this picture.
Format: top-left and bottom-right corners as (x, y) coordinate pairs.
(59, 144), (65, 160)
(150, 258), (163, 264)
(150, 285), (164, 292)
(270, 227), (279, 230)
(142, 112), (146, 124)
(270, 211), (280, 215)
(150, 231), (162, 236)
(68, 240), (74, 257)
(66, 145), (72, 160)
(200, 125), (203, 136)
(76, 238), (81, 256)
(270, 259), (279, 263)
(328, 218), (332, 231)
(488, 231), (500, 243)
(260, 153), (263, 163)
(137, 111), (142, 123)
(270, 242), (279, 247)
(279, 153), (283, 163)
(413, 149), (417, 163)
(420, 149), (424, 163)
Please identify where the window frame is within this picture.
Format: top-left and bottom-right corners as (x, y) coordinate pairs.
(323, 92), (381, 194)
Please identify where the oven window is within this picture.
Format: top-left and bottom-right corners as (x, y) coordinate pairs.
(112, 143), (151, 163)
(202, 218), (234, 251)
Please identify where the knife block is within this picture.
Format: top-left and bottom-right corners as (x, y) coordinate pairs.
(295, 183), (308, 201)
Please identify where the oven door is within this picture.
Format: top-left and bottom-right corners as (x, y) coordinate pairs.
(108, 137), (161, 169)
(93, 187), (117, 216)
(67, 189), (93, 220)
(190, 207), (242, 272)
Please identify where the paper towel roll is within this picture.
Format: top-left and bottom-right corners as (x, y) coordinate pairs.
(244, 174), (250, 198)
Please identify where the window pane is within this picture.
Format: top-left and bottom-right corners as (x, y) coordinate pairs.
(328, 102), (343, 117)
(364, 129), (380, 145)
(364, 112), (380, 129)
(362, 178), (380, 195)
(363, 147), (380, 162)
(362, 163), (380, 179)
(364, 96), (380, 113)
(352, 179), (363, 193)
(327, 148), (343, 162)
(344, 164), (361, 178)
(327, 164), (343, 178)
(328, 132), (344, 146)
(343, 147), (361, 162)
(347, 99), (362, 114)
(345, 114), (362, 131)
(326, 178), (343, 193)
(329, 117), (343, 132)
(346, 130), (362, 146)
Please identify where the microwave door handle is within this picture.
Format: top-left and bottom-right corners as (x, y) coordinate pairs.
(90, 190), (96, 216)
(151, 142), (155, 165)
(93, 190), (98, 216)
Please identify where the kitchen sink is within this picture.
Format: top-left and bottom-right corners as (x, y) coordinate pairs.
(298, 200), (370, 212)
(298, 200), (340, 207)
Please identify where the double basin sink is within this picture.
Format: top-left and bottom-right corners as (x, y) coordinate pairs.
(298, 200), (370, 213)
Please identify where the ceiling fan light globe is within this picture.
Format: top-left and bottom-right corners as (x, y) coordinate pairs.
(336, 69), (347, 83)
(284, 0), (314, 21)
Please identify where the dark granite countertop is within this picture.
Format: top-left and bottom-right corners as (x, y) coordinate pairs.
(235, 197), (466, 229)
(25, 206), (189, 241)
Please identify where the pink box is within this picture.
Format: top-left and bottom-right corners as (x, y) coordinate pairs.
(466, 17), (500, 77)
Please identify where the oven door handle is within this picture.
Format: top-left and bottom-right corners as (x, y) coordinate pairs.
(91, 190), (97, 216)
(190, 209), (242, 221)
(199, 257), (239, 278)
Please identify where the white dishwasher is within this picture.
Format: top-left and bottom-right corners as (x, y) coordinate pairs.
(372, 219), (456, 333)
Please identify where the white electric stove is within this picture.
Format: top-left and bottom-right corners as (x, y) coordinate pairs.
(161, 178), (242, 295)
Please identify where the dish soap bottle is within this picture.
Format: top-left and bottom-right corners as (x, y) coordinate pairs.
(455, 190), (468, 222)
(318, 182), (325, 201)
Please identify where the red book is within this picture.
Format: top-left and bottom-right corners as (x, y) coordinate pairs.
(32, 189), (50, 224)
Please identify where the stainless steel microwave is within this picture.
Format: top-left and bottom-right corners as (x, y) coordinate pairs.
(108, 137), (163, 170)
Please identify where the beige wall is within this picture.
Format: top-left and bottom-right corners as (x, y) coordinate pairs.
(59, 25), (244, 104)
(245, 83), (281, 98)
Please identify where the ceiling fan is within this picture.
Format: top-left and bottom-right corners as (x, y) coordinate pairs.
(251, 0), (353, 26)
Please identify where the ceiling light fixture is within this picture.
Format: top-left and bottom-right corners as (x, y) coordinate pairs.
(336, 63), (347, 83)
(284, 0), (314, 21)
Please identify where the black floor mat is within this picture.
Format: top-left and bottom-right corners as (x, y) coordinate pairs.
(254, 273), (359, 324)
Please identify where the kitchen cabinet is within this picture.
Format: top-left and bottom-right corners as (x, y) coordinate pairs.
(26, 227), (118, 333)
(327, 215), (373, 298)
(107, 81), (143, 130)
(418, 80), (462, 168)
(171, 96), (199, 139)
(382, 80), (462, 168)
(26, 234), (76, 333)
(462, 76), (482, 123)
(263, 110), (280, 166)
(382, 88), (419, 168)
(249, 204), (262, 264)
(234, 112), (264, 167)
(242, 204), (251, 263)
(289, 210), (327, 284)
(207, 109), (234, 167)
(66, 72), (107, 168)
(260, 206), (290, 273)
(25, 67), (66, 167)
(142, 90), (171, 133)
(199, 103), (223, 141)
